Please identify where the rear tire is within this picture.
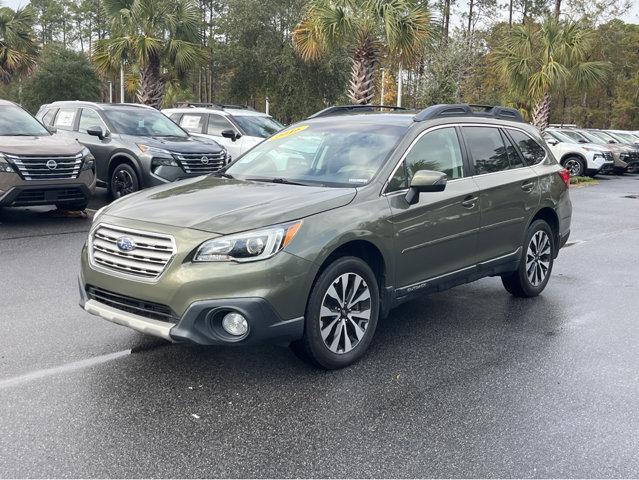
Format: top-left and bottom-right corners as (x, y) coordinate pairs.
(109, 163), (139, 200)
(502, 219), (555, 298)
(291, 256), (379, 369)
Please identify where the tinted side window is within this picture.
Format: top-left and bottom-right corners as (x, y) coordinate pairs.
(208, 114), (235, 136)
(179, 114), (205, 134)
(54, 108), (77, 131)
(501, 130), (525, 169)
(78, 109), (106, 133)
(463, 126), (509, 175)
(388, 127), (464, 192)
(508, 129), (546, 166)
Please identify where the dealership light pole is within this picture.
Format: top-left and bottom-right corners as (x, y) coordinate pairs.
(120, 65), (125, 103)
(396, 64), (403, 108)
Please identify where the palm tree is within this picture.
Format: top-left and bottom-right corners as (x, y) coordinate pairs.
(0, 6), (38, 84)
(492, 16), (609, 131)
(293, 0), (433, 105)
(92, 0), (204, 108)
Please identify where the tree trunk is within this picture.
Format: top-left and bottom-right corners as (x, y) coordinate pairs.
(509, 0), (513, 26)
(531, 92), (552, 131)
(348, 38), (376, 105)
(137, 55), (164, 109)
(443, 0), (451, 45)
(467, 0), (474, 34)
(554, 0), (561, 18)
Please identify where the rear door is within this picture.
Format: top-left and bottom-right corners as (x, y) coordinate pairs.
(206, 113), (244, 159)
(461, 125), (540, 262)
(386, 126), (481, 290)
(52, 107), (78, 140)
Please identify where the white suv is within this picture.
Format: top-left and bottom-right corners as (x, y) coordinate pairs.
(163, 104), (284, 160)
(543, 129), (614, 177)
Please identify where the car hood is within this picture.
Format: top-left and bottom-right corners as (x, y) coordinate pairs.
(103, 176), (357, 234)
(0, 135), (84, 156)
(120, 134), (223, 153)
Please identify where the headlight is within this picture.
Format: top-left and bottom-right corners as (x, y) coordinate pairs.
(593, 153), (604, 160)
(137, 144), (173, 158)
(193, 221), (302, 263)
(151, 157), (179, 169)
(80, 148), (95, 171)
(0, 153), (14, 173)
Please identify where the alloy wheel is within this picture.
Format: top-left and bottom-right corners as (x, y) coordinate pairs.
(319, 272), (371, 354)
(564, 158), (582, 177)
(113, 169), (135, 198)
(526, 230), (552, 287)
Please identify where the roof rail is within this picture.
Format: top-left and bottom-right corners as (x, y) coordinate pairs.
(413, 104), (524, 123)
(308, 105), (407, 119)
(175, 102), (255, 111)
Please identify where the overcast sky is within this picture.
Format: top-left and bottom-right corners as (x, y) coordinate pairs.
(2, 0), (639, 25)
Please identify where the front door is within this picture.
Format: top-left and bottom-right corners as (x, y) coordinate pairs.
(386, 126), (481, 290)
(75, 108), (113, 183)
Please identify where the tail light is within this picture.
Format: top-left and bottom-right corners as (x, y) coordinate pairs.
(558, 169), (570, 187)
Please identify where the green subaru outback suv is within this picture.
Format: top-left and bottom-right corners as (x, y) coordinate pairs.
(79, 104), (572, 369)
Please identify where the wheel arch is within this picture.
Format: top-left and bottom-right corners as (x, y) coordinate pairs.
(560, 152), (587, 170)
(529, 207), (560, 256)
(108, 153), (144, 188)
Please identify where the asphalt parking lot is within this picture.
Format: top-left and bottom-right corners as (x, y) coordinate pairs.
(1, 176), (639, 478)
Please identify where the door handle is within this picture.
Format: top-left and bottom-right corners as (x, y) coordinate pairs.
(461, 196), (477, 209)
(522, 181), (536, 192)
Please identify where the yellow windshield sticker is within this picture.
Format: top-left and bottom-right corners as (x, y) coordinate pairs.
(269, 125), (309, 141)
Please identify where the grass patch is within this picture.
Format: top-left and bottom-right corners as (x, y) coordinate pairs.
(570, 176), (598, 187)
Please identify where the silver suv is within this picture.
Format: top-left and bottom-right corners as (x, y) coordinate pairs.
(162, 103), (284, 161)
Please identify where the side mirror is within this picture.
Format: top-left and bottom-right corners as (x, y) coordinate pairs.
(405, 170), (447, 205)
(87, 126), (109, 140)
(608, 140), (616, 144)
(546, 139), (558, 146)
(46, 125), (57, 134)
(578, 139), (587, 144)
(221, 129), (241, 142)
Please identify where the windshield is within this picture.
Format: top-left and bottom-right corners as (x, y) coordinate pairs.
(588, 130), (617, 143)
(609, 132), (636, 144)
(233, 115), (284, 138)
(0, 105), (49, 136)
(570, 130), (603, 144)
(547, 130), (575, 143)
(226, 122), (406, 187)
(103, 108), (188, 137)
(558, 130), (589, 143)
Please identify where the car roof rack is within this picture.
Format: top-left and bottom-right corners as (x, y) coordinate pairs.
(175, 102), (255, 111)
(413, 104), (524, 123)
(308, 105), (407, 119)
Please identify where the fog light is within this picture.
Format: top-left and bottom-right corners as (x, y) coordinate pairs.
(222, 312), (248, 336)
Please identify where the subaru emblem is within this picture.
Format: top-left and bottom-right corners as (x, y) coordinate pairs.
(46, 159), (58, 170)
(201, 156), (209, 165)
(116, 236), (136, 252)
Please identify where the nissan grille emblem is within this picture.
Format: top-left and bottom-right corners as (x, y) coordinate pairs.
(201, 156), (209, 165)
(46, 159), (58, 170)
(116, 236), (136, 252)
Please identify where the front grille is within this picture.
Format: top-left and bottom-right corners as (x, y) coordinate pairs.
(86, 285), (177, 323)
(6, 153), (84, 180)
(174, 152), (226, 174)
(11, 187), (86, 206)
(90, 224), (176, 281)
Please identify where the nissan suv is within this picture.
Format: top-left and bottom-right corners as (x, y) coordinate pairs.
(79, 104), (572, 369)
(0, 100), (96, 210)
(162, 103), (284, 161)
(37, 102), (228, 199)
(543, 129), (614, 177)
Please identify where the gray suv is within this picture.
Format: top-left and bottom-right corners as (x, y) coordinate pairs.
(37, 102), (228, 199)
(79, 104), (572, 369)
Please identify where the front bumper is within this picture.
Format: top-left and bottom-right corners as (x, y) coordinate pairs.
(0, 181), (95, 207)
(79, 279), (304, 345)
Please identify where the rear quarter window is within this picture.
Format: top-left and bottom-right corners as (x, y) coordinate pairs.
(508, 129), (547, 166)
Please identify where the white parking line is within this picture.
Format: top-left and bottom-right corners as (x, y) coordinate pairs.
(0, 350), (131, 390)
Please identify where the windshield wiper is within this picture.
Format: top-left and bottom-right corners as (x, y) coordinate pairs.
(246, 177), (311, 186)
(215, 171), (234, 179)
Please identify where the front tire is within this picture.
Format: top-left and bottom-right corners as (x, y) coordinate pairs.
(291, 256), (380, 369)
(562, 156), (585, 177)
(109, 163), (139, 200)
(501, 219), (555, 298)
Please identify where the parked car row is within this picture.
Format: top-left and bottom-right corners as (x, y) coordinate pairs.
(544, 125), (639, 177)
(0, 99), (284, 211)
